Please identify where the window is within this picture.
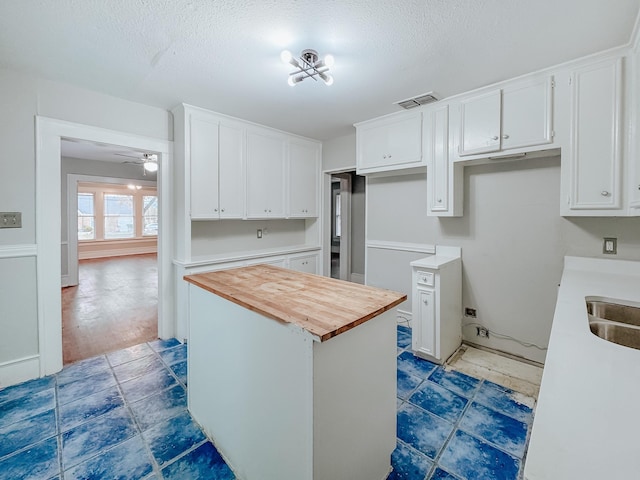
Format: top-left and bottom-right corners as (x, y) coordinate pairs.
(104, 194), (134, 239)
(143, 195), (158, 236)
(77, 193), (95, 240)
(77, 183), (157, 242)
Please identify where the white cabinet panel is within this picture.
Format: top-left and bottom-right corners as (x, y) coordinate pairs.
(568, 57), (622, 210)
(246, 129), (286, 218)
(289, 140), (320, 218)
(218, 122), (245, 219)
(356, 111), (424, 174)
(459, 90), (502, 156)
(190, 116), (219, 218)
(502, 77), (554, 150)
(426, 104), (463, 217)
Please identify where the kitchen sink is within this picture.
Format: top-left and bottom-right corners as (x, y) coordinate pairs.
(586, 298), (640, 350)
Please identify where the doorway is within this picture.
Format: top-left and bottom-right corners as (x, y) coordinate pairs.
(329, 171), (366, 283)
(62, 173), (160, 364)
(35, 117), (172, 377)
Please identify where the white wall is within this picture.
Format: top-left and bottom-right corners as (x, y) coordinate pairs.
(326, 131), (640, 363)
(0, 68), (171, 386)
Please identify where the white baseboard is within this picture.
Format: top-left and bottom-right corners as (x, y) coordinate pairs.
(79, 246), (157, 260)
(61, 274), (70, 288)
(0, 355), (40, 388)
(350, 273), (365, 285)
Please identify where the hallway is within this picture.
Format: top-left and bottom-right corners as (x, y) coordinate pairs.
(61, 254), (158, 364)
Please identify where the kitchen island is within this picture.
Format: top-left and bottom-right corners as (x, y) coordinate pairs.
(184, 265), (406, 480)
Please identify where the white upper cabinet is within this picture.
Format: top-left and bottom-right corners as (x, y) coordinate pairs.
(456, 75), (554, 159)
(218, 122), (245, 219)
(458, 90), (502, 156)
(288, 139), (320, 218)
(355, 110), (424, 174)
(186, 110), (245, 220)
(425, 104), (463, 217)
(565, 56), (622, 212)
(190, 115), (220, 219)
(246, 129), (286, 218)
(502, 77), (554, 150)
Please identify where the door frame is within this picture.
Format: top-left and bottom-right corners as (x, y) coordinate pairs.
(36, 116), (173, 376)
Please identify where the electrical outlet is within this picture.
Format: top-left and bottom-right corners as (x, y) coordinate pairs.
(0, 212), (21, 228)
(464, 307), (477, 318)
(476, 327), (489, 338)
(257, 229), (263, 239)
(603, 237), (617, 254)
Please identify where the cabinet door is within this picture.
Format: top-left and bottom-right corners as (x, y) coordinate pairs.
(413, 289), (436, 358)
(357, 111), (423, 173)
(218, 122), (245, 218)
(190, 116), (219, 218)
(569, 57), (622, 209)
(288, 254), (318, 274)
(427, 105), (449, 214)
(458, 90), (501, 156)
(502, 76), (554, 150)
(289, 140), (319, 218)
(246, 129), (286, 218)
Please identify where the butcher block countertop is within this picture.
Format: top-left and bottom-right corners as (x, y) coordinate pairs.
(184, 264), (406, 342)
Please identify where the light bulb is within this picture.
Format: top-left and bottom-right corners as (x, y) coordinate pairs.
(280, 50), (292, 64)
(144, 161), (158, 172)
(288, 75), (297, 87)
(324, 75), (334, 86)
(324, 54), (335, 67)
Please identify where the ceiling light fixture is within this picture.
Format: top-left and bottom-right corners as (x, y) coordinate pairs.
(281, 49), (334, 86)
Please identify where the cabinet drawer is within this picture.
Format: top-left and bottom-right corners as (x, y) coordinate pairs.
(416, 271), (434, 287)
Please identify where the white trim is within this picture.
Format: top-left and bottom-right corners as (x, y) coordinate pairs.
(36, 116), (173, 377)
(0, 355), (40, 388)
(0, 244), (37, 258)
(366, 240), (436, 254)
(396, 309), (413, 326)
(79, 246), (157, 260)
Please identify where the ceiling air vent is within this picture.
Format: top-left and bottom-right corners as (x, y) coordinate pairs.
(394, 91), (439, 110)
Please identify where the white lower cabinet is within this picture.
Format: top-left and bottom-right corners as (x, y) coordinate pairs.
(288, 253), (319, 274)
(410, 247), (462, 364)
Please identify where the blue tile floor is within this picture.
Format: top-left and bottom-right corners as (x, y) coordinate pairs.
(392, 325), (535, 480)
(0, 327), (534, 480)
(0, 338), (234, 480)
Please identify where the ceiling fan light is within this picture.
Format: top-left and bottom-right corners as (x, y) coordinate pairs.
(143, 161), (158, 172)
(319, 72), (334, 86)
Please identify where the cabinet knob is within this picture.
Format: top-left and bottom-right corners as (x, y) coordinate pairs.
(601, 191), (610, 197)
(437, 198), (442, 203)
(264, 209), (268, 212)
(491, 135), (499, 141)
(214, 208), (218, 212)
(383, 155), (387, 159)
(502, 134), (510, 139)
(423, 299), (429, 305)
(268, 209), (272, 213)
(388, 154), (392, 158)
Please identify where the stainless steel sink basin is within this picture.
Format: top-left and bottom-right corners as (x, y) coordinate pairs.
(586, 298), (640, 350)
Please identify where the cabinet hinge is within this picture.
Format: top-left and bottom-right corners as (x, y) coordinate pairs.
(568, 77), (572, 86)
(551, 79), (555, 88)
(551, 130), (555, 138)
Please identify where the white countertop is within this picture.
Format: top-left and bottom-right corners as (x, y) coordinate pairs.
(524, 256), (640, 479)
(410, 245), (461, 270)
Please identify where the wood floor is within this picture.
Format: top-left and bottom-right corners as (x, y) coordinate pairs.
(61, 253), (158, 365)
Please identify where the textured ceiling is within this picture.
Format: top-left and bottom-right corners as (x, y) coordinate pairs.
(1, 0), (639, 140)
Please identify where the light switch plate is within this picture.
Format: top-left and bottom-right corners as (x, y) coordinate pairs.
(0, 212), (21, 228)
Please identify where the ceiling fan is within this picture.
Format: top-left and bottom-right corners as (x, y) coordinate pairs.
(115, 152), (158, 174)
